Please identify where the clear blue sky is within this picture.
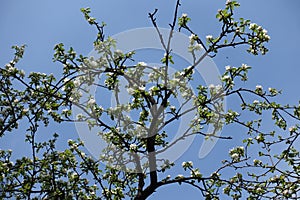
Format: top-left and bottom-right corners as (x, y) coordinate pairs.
(1, 1), (300, 199)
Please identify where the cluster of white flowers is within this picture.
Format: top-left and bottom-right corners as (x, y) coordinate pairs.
(236, 146), (244, 152)
(261, 29), (270, 41)
(87, 98), (96, 107)
(135, 124), (147, 138)
(253, 159), (262, 166)
(181, 88), (193, 99)
(208, 84), (215, 90)
(192, 43), (202, 51)
(282, 189), (290, 197)
(206, 35), (213, 41)
(225, 65), (231, 71)
(76, 113), (84, 120)
(229, 146), (245, 161)
(90, 60), (98, 68)
(176, 174), (184, 179)
(249, 23), (257, 30)
(208, 84), (222, 92)
(80, 152), (86, 157)
(231, 153), (239, 160)
(256, 85), (262, 90)
(241, 63), (251, 70)
(73, 78), (81, 87)
(19, 69), (25, 77)
(188, 34), (202, 52)
(69, 90), (82, 103)
(181, 13), (188, 18)
(62, 108), (69, 114)
(129, 143), (137, 151)
(256, 134), (264, 143)
(5, 61), (17, 73)
(255, 85), (263, 94)
(226, 110), (239, 118)
(249, 23), (270, 41)
(253, 100), (259, 104)
(22, 108), (29, 114)
(137, 62), (147, 67)
(63, 78), (70, 83)
(114, 49), (123, 56)
(189, 34), (197, 45)
(148, 86), (157, 96)
(289, 126), (297, 133)
(169, 105), (176, 113)
(182, 161), (193, 168)
(138, 86), (145, 91)
(268, 87), (278, 95)
(68, 139), (79, 149)
(222, 75), (231, 82)
(190, 168), (201, 178)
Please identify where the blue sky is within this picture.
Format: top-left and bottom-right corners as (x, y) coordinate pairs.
(1, 0), (300, 199)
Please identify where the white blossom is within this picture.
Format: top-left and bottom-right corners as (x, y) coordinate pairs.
(7, 65), (15, 73)
(89, 60), (98, 68)
(87, 98), (96, 106)
(222, 75), (230, 80)
(249, 23), (257, 30)
(80, 152), (86, 157)
(289, 126), (296, 132)
(63, 78), (70, 83)
(129, 144), (137, 151)
(176, 174), (184, 179)
(190, 169), (201, 177)
(253, 159), (262, 166)
(189, 34), (197, 45)
(22, 108), (29, 113)
(264, 34), (271, 41)
(231, 153), (239, 160)
(256, 134), (264, 141)
(182, 13), (188, 18)
(62, 108), (69, 113)
(137, 62), (147, 67)
(76, 113), (84, 120)
(225, 65), (231, 71)
(283, 189), (289, 196)
(194, 43), (202, 50)
(209, 84), (215, 89)
(19, 70), (25, 77)
(237, 146), (244, 152)
(138, 86), (145, 91)
(241, 63), (251, 70)
(73, 78), (81, 87)
(170, 106), (176, 112)
(257, 26), (263, 31)
(263, 29), (268, 34)
(253, 100), (259, 104)
(256, 85), (263, 90)
(206, 35), (213, 41)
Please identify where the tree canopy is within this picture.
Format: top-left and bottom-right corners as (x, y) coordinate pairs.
(1, 1), (300, 199)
